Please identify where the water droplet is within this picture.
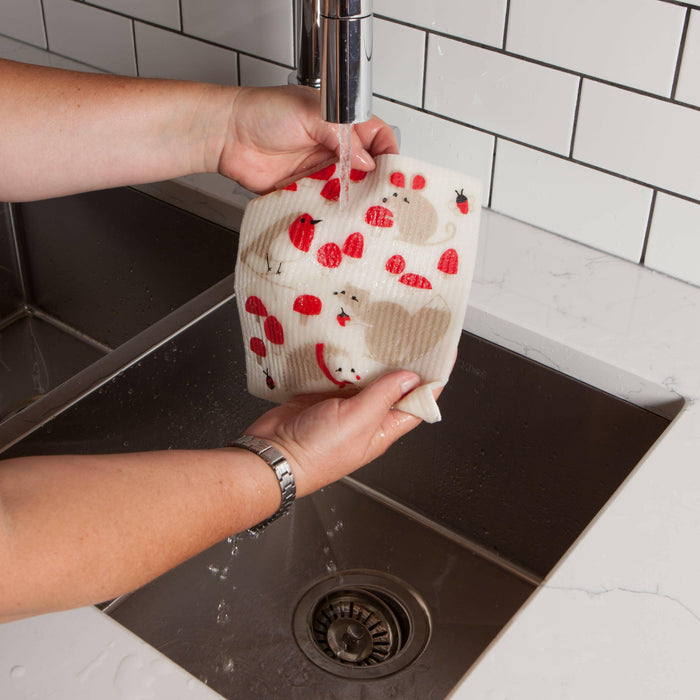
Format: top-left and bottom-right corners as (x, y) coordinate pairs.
(10, 665), (26, 679)
(216, 599), (232, 626)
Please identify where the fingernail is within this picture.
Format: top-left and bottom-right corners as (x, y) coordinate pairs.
(400, 374), (420, 395)
(355, 149), (374, 169)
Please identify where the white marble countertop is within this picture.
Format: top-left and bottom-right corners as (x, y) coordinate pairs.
(2, 35), (700, 700)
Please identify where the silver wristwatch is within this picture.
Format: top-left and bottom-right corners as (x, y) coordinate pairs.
(231, 434), (296, 533)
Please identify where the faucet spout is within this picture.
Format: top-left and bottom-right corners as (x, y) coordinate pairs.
(295, 0), (373, 124)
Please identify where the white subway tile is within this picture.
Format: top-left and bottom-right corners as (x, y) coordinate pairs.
(239, 55), (291, 87)
(0, 0), (46, 47)
(645, 194), (700, 287)
(492, 140), (652, 261)
(374, 97), (495, 190)
(676, 10), (700, 107)
(88, 0), (180, 30)
(425, 36), (579, 155)
(374, 0), (507, 48)
(574, 80), (700, 201)
(181, 0), (293, 67)
(135, 23), (237, 85)
(373, 19), (425, 107)
(507, 0), (685, 97)
(42, 0), (136, 75)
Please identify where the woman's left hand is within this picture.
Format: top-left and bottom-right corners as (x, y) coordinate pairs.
(217, 85), (399, 193)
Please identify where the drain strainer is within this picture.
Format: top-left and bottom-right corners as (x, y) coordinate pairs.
(293, 570), (431, 679)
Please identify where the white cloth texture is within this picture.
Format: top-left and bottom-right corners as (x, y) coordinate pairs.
(234, 153), (482, 422)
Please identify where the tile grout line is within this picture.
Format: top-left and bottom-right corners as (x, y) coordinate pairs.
(420, 31), (429, 110)
(487, 138), (499, 209)
(639, 190), (658, 266)
(131, 20), (139, 76)
(671, 7), (691, 100)
(569, 78), (584, 159)
(39, 0), (49, 52)
(502, 0), (511, 50)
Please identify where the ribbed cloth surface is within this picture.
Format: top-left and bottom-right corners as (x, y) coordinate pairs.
(234, 154), (482, 422)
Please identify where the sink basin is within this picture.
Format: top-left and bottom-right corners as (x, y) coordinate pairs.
(0, 187), (678, 698)
(0, 186), (236, 444)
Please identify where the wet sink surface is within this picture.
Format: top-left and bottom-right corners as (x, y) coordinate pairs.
(0, 187), (236, 427)
(3, 296), (672, 698)
(107, 481), (535, 698)
(0, 187), (675, 698)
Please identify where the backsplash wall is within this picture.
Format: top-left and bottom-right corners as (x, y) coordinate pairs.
(1, 0), (700, 287)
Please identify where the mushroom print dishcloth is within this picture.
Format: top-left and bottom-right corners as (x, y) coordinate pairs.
(234, 153), (482, 423)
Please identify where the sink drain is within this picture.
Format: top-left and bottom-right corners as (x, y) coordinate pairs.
(293, 570), (431, 679)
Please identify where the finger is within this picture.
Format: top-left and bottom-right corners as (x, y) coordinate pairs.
(354, 117), (400, 158)
(339, 371), (420, 430)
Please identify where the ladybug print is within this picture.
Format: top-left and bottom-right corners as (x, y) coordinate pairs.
(263, 368), (275, 390)
(455, 189), (469, 215)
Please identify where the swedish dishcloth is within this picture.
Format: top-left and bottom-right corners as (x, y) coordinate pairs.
(234, 153), (482, 423)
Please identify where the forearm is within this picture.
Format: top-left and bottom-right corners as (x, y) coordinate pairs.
(0, 59), (233, 202)
(0, 448), (279, 621)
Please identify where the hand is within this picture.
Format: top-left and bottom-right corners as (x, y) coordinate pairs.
(244, 371), (422, 497)
(218, 85), (399, 194)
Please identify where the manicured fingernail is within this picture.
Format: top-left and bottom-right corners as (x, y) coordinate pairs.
(400, 374), (420, 395)
(355, 149), (374, 169)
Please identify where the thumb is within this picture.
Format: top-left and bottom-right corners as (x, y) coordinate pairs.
(340, 371), (421, 434)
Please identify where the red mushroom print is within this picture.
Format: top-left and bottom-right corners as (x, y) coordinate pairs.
(293, 295), (323, 316)
(250, 337), (267, 357)
(264, 316), (284, 345)
(365, 205), (394, 227)
(244, 295), (268, 316)
(320, 178), (341, 201)
(342, 232), (364, 259)
(399, 273), (432, 290)
(437, 248), (459, 275)
(308, 164), (336, 180)
(317, 242), (343, 268)
(385, 255), (406, 274)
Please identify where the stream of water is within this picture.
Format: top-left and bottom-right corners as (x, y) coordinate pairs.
(337, 123), (352, 211)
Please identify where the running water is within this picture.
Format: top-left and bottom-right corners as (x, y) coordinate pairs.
(337, 123), (352, 210)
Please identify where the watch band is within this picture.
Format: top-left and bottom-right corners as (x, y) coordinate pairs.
(231, 434), (296, 533)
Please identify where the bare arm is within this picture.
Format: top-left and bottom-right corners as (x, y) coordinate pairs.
(0, 372), (421, 622)
(0, 58), (231, 201)
(0, 59), (398, 201)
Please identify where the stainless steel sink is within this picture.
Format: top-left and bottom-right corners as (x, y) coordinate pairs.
(0, 187), (677, 698)
(0, 187), (236, 434)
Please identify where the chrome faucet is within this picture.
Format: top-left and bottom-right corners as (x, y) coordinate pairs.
(294, 0), (373, 124)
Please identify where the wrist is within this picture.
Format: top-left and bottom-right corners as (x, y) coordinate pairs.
(195, 83), (242, 176)
(230, 435), (296, 532)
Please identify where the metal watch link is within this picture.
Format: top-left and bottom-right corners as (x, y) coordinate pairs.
(231, 434), (296, 533)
